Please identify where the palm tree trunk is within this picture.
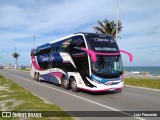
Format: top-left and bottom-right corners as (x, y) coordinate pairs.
(15, 58), (18, 69)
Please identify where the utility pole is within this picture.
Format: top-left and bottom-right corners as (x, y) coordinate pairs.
(33, 34), (38, 48)
(116, 0), (119, 43)
(15, 47), (17, 52)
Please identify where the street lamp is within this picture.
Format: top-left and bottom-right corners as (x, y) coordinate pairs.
(116, 0), (119, 43)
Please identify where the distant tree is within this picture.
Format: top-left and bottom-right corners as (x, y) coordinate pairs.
(12, 52), (20, 69)
(93, 19), (122, 38)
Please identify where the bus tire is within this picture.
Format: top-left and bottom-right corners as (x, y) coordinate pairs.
(70, 78), (78, 92)
(36, 73), (41, 82)
(34, 72), (36, 80)
(61, 77), (69, 90)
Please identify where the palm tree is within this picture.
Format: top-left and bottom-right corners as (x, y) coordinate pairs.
(93, 19), (122, 38)
(12, 52), (20, 69)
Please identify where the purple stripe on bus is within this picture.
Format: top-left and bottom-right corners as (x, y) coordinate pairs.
(81, 47), (97, 62)
(31, 56), (43, 71)
(49, 72), (63, 79)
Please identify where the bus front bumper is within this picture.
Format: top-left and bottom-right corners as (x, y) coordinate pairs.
(78, 81), (124, 92)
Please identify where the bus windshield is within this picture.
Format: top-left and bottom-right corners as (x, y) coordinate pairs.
(91, 55), (123, 78)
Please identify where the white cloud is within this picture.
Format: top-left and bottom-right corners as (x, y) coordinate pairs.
(117, 0), (160, 66)
(0, 0), (160, 66)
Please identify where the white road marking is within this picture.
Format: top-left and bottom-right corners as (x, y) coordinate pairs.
(2, 71), (146, 120)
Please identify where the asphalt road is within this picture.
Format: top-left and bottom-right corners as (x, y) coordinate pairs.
(0, 69), (160, 120)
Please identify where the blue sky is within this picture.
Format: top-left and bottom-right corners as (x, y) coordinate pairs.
(0, 0), (160, 66)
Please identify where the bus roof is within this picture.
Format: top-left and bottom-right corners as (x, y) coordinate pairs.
(48, 32), (113, 44)
(74, 32), (113, 37)
(35, 32), (114, 49)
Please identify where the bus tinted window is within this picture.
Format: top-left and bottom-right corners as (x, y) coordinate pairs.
(31, 50), (36, 56)
(39, 47), (51, 55)
(69, 35), (86, 54)
(52, 39), (71, 53)
(72, 36), (85, 47)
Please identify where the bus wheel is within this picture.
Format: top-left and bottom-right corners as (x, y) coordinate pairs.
(36, 73), (41, 82)
(71, 78), (78, 92)
(61, 77), (69, 90)
(34, 72), (36, 80)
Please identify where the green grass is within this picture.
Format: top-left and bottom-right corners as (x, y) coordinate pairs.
(124, 78), (160, 89)
(0, 75), (73, 120)
(5, 101), (14, 107)
(13, 68), (31, 71)
(18, 68), (30, 71)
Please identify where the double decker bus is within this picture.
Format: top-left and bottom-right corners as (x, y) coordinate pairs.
(31, 32), (133, 92)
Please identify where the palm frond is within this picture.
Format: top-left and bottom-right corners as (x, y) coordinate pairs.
(93, 19), (123, 39)
(93, 26), (105, 34)
(97, 20), (105, 28)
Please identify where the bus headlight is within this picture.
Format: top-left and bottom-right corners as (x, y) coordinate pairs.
(92, 79), (101, 84)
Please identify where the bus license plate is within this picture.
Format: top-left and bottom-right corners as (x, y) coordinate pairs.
(109, 88), (115, 91)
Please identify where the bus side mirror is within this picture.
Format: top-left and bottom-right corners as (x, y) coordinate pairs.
(74, 47), (97, 63)
(120, 50), (133, 62)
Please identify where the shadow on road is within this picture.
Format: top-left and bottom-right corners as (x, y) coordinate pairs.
(35, 79), (122, 96)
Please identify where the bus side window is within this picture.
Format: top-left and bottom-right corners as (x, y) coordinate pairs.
(34, 49), (40, 56)
(52, 46), (55, 52)
(55, 40), (70, 53)
(51, 43), (56, 53)
(72, 36), (85, 47)
(31, 51), (34, 56)
(38, 47), (51, 55)
(70, 35), (86, 54)
(56, 47), (61, 52)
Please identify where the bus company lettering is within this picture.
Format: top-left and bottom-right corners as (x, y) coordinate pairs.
(39, 54), (54, 62)
(95, 47), (117, 51)
(92, 38), (115, 43)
